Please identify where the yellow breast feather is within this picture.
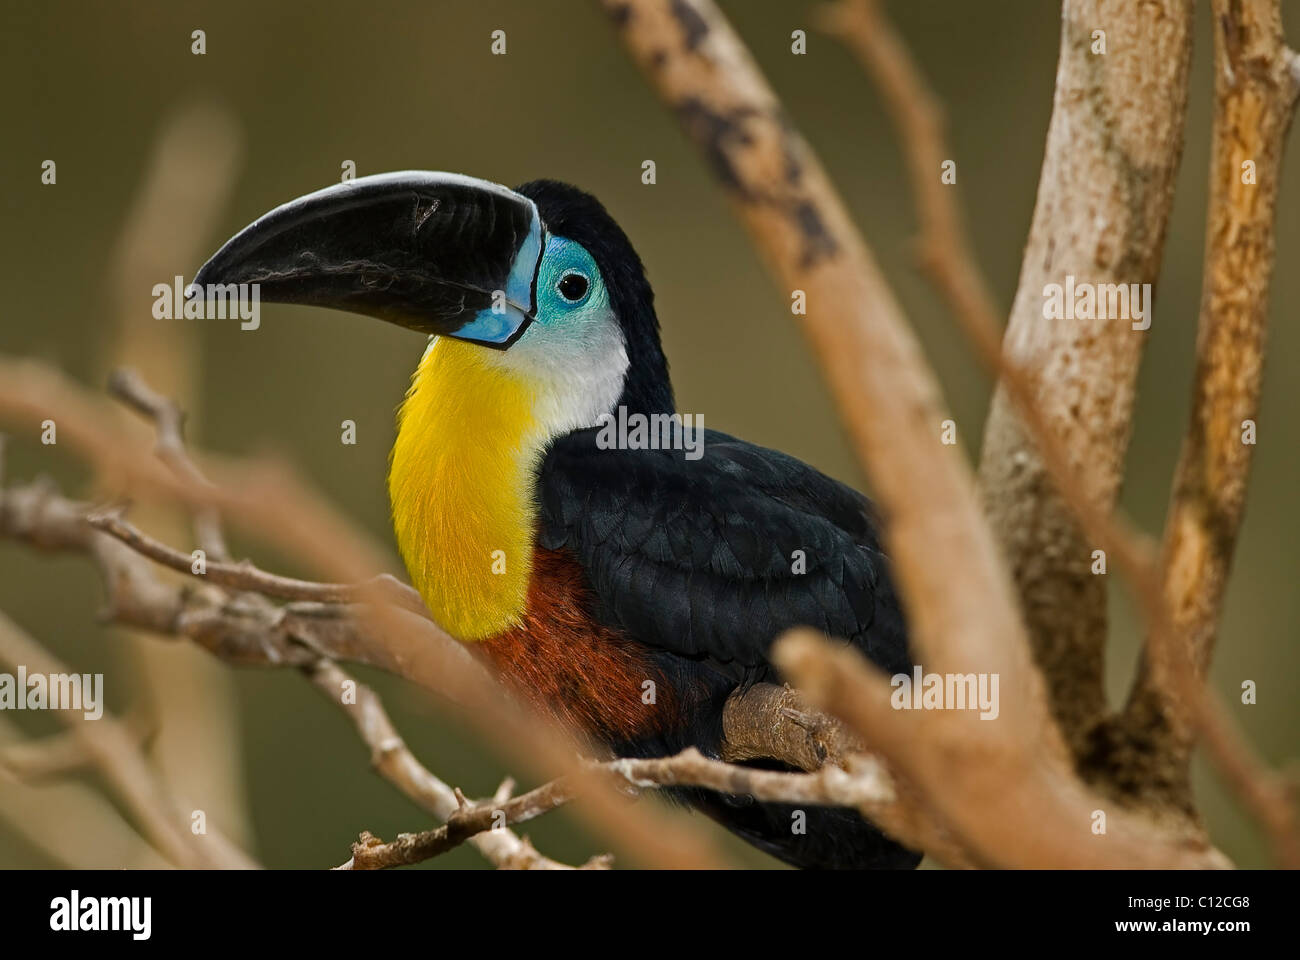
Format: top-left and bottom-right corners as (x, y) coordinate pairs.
(388, 338), (541, 641)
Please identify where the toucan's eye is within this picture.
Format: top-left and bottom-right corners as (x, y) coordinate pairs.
(557, 270), (590, 303)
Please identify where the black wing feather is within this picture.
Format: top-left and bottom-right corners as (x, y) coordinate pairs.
(537, 428), (910, 683)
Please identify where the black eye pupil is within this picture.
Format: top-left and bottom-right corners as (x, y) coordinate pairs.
(558, 273), (589, 301)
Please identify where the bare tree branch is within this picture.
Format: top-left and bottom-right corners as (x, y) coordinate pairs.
(816, 0), (1173, 761)
(302, 659), (586, 870)
(1114, 0), (1300, 845)
(815, 0), (1300, 864)
(106, 368), (230, 563)
(341, 747), (895, 870)
(0, 609), (255, 869)
(340, 779), (585, 870)
(970, 0), (1194, 755)
(0, 702), (155, 783)
(602, 0), (1040, 862)
(101, 103), (252, 857)
(87, 510), (428, 615)
(774, 630), (1231, 868)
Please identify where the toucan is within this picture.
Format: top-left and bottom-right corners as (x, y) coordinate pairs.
(194, 172), (921, 870)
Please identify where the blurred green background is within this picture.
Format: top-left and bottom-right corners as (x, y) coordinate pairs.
(1, 0), (1295, 869)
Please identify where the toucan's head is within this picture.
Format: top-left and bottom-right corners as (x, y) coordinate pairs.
(194, 172), (673, 418)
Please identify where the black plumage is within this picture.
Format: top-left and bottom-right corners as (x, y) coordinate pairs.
(519, 180), (920, 869)
(536, 429), (919, 869)
(538, 430), (910, 684)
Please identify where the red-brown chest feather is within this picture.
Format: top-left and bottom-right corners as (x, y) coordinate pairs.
(478, 548), (677, 744)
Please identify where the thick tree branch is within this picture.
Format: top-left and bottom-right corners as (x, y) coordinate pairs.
(816, 0), (1184, 765)
(603, 0), (1043, 864)
(817, 0), (1300, 862)
(774, 630), (1231, 868)
(1117, 0), (1300, 831)
(973, 0), (1194, 756)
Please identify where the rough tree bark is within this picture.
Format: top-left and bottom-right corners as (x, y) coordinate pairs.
(1113, 0), (1300, 813)
(976, 0), (1195, 763)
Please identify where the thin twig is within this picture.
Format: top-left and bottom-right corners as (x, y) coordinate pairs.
(341, 747), (895, 870)
(0, 702), (156, 783)
(107, 368), (229, 561)
(303, 659), (586, 870)
(0, 609), (255, 868)
(87, 510), (429, 615)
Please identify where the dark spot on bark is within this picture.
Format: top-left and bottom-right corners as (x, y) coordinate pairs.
(775, 109), (804, 185)
(670, 0), (710, 51)
(791, 201), (839, 267)
(675, 97), (760, 198)
(673, 95), (835, 265)
(608, 2), (632, 29)
(1205, 499), (1242, 567)
(1219, 11), (1241, 64)
(651, 48), (668, 69)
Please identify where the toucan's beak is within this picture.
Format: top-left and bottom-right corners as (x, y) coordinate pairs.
(192, 171), (544, 348)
